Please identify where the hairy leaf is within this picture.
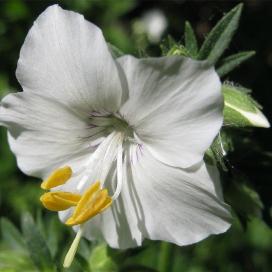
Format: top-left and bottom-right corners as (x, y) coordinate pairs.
(184, 21), (198, 57)
(21, 213), (56, 272)
(217, 51), (255, 77)
(198, 4), (243, 64)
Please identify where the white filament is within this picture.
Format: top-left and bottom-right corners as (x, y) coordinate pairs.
(77, 131), (125, 201)
(99, 132), (121, 185)
(112, 138), (123, 200)
(76, 132), (116, 191)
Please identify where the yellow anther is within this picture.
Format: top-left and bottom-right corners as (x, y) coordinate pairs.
(40, 191), (81, 211)
(41, 166), (72, 190)
(65, 182), (112, 226)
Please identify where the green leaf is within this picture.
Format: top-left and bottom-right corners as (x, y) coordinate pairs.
(21, 213), (56, 272)
(46, 217), (61, 258)
(0, 250), (36, 271)
(184, 21), (198, 56)
(217, 51), (255, 77)
(223, 84), (270, 128)
(89, 243), (118, 272)
(158, 242), (174, 272)
(0, 217), (26, 251)
(160, 35), (176, 56)
(198, 4), (243, 64)
(226, 181), (263, 222)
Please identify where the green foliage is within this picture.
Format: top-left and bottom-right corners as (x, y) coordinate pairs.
(0, 250), (37, 272)
(160, 35), (176, 56)
(184, 21), (198, 57)
(89, 243), (118, 272)
(198, 3), (243, 64)
(206, 131), (233, 170)
(0, 218), (25, 251)
(158, 242), (174, 272)
(21, 213), (56, 271)
(226, 181), (263, 223)
(166, 44), (190, 57)
(217, 51), (255, 77)
(222, 83), (269, 127)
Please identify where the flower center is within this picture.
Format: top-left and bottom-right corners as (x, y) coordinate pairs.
(88, 111), (133, 140)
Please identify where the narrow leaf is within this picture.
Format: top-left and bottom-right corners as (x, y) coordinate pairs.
(184, 21), (198, 56)
(0, 217), (26, 251)
(223, 84), (270, 128)
(217, 51), (255, 77)
(46, 217), (61, 258)
(21, 213), (56, 271)
(198, 3), (243, 64)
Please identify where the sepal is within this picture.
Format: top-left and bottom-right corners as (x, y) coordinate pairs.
(223, 84), (270, 128)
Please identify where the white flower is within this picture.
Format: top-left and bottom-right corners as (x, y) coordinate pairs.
(0, 5), (231, 267)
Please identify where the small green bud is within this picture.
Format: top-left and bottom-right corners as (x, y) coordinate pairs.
(166, 44), (190, 57)
(222, 83), (270, 128)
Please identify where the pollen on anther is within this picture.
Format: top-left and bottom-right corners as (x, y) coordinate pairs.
(41, 166), (72, 190)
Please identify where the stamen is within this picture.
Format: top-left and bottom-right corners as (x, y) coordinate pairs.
(76, 132), (116, 191)
(41, 166), (72, 190)
(40, 192), (81, 211)
(65, 181), (112, 226)
(63, 227), (83, 268)
(112, 140), (123, 200)
(99, 133), (121, 185)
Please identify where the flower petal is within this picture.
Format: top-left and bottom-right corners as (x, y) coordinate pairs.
(129, 148), (231, 246)
(118, 56), (223, 168)
(16, 5), (123, 113)
(79, 147), (231, 248)
(0, 92), (92, 178)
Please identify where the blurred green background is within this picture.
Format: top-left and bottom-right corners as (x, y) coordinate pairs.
(0, 0), (271, 271)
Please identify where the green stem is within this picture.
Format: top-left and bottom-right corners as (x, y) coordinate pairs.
(158, 242), (174, 272)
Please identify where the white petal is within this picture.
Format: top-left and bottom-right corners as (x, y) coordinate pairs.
(16, 5), (123, 113)
(81, 159), (143, 249)
(0, 92), (92, 178)
(82, 147), (231, 248)
(130, 149), (231, 246)
(118, 56), (223, 168)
